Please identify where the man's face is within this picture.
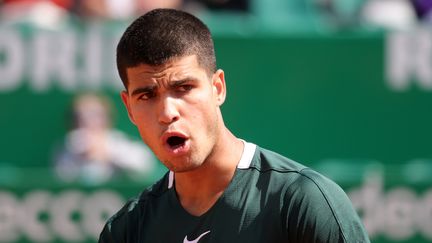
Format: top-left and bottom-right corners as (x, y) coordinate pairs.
(121, 55), (226, 172)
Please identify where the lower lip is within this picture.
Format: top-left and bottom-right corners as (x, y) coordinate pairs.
(165, 139), (190, 155)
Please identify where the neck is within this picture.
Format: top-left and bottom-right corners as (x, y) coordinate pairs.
(174, 128), (244, 216)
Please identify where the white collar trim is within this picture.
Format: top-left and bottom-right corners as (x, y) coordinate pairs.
(167, 140), (256, 189)
(168, 170), (174, 189)
(237, 140), (256, 169)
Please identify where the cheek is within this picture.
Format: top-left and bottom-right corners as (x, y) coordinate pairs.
(130, 108), (157, 139)
(137, 127), (159, 153)
(130, 104), (153, 124)
(191, 102), (219, 133)
(187, 94), (214, 117)
(190, 87), (217, 110)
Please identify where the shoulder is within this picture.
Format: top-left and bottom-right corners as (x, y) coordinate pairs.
(285, 166), (369, 242)
(284, 168), (369, 242)
(251, 146), (307, 173)
(252, 146), (348, 204)
(251, 146), (369, 242)
(290, 167), (346, 201)
(252, 146), (348, 201)
(98, 172), (171, 242)
(285, 167), (354, 219)
(250, 146), (351, 211)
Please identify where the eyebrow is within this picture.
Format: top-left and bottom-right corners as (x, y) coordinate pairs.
(131, 84), (157, 97)
(130, 77), (198, 96)
(168, 78), (196, 88)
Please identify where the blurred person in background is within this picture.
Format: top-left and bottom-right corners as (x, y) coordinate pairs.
(74, 0), (183, 20)
(184, 0), (249, 12)
(0, 0), (73, 28)
(0, 0), (251, 23)
(411, 0), (432, 23)
(53, 92), (156, 185)
(73, 0), (249, 20)
(361, 0), (418, 30)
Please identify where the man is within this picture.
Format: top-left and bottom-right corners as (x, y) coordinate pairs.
(99, 8), (370, 243)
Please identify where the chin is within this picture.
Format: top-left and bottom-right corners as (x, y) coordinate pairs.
(165, 158), (203, 173)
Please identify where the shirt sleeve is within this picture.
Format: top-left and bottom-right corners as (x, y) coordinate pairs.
(98, 223), (117, 243)
(283, 168), (370, 243)
(97, 199), (137, 243)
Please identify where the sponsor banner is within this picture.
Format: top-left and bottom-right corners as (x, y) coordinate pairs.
(1, 162), (432, 243)
(0, 189), (125, 242)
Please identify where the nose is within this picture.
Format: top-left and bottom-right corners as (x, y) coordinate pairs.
(158, 96), (180, 124)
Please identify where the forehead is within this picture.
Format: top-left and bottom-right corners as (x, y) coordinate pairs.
(126, 55), (207, 85)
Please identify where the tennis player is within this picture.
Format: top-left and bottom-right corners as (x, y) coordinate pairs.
(98, 8), (370, 243)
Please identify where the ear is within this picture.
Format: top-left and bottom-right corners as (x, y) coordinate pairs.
(120, 90), (136, 125)
(212, 69), (226, 106)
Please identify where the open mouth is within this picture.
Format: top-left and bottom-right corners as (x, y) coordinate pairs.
(167, 136), (187, 149)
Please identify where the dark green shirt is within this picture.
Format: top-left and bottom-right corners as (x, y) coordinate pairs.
(99, 142), (370, 243)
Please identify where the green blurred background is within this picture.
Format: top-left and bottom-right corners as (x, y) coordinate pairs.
(1, 0), (432, 242)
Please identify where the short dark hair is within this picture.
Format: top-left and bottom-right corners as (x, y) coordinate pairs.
(116, 8), (216, 88)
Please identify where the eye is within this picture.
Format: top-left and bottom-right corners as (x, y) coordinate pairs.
(177, 84), (193, 92)
(138, 91), (156, 100)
